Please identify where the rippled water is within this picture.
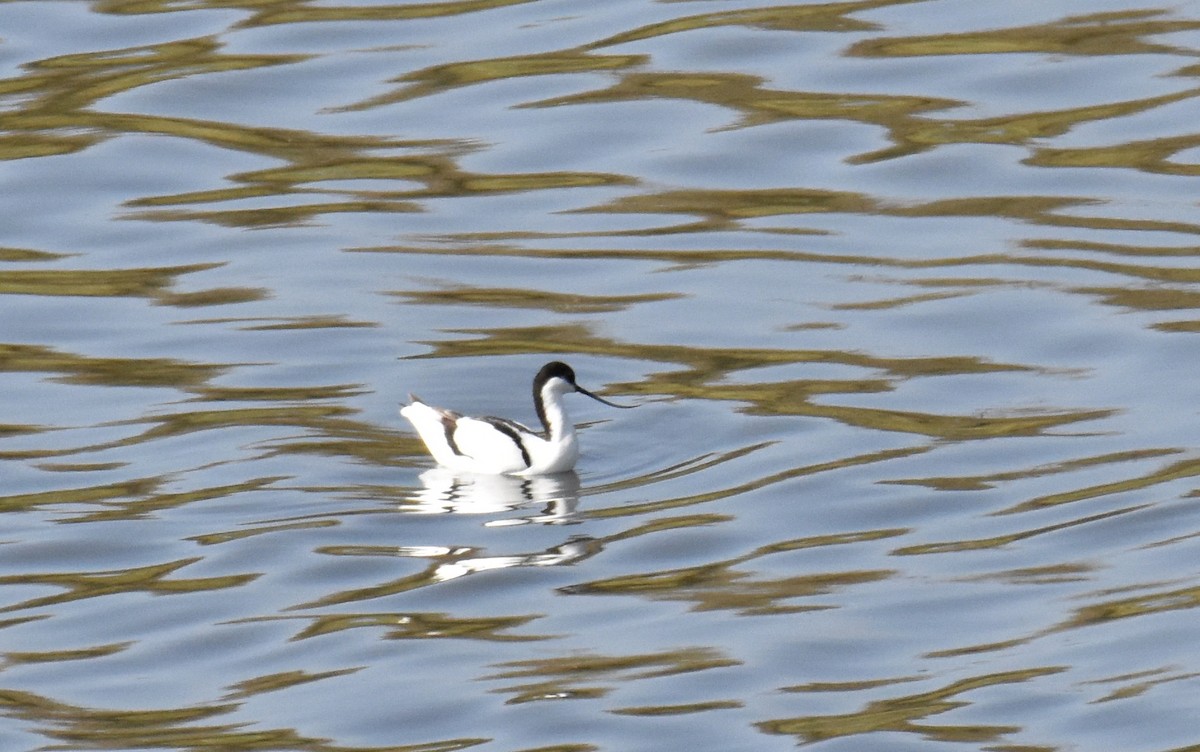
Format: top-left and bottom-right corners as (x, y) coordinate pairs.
(2, 1), (1199, 750)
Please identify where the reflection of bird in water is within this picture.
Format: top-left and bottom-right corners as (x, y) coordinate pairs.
(401, 361), (635, 475)
(421, 535), (603, 585)
(408, 467), (580, 523)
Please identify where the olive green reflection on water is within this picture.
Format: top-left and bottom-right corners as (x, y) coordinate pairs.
(130, 195), (422, 229)
(1075, 284), (1200, 312)
(600, 513), (734, 542)
(412, 322), (1029, 380)
(7, 4), (1194, 233)
(1057, 582), (1200, 632)
(996, 455), (1200, 516)
(587, 1), (890, 49)
(535, 71), (958, 163)
(530, 66), (1197, 169)
(1025, 238), (1200, 260)
(283, 549), (467, 610)
(563, 527), (898, 616)
(1085, 667), (1200, 704)
(114, 405), (414, 467)
(573, 187), (880, 233)
(0, 261), (264, 307)
(533, 9), (1200, 167)
(1071, 280), (1200, 333)
(609, 700), (744, 716)
(0, 338), (410, 465)
(191, 518), (340, 545)
(4, 30), (639, 228)
(3, 641), (131, 666)
(0, 343), (225, 389)
(339, 51), (646, 112)
(1033, 131), (1200, 176)
(224, 668), (362, 700)
(0, 247), (68, 262)
(32, 458), (126, 470)
(129, 404), (363, 442)
(0, 558), (257, 614)
(959, 562), (1097, 587)
(761, 666), (1064, 744)
(583, 443), (774, 500)
(485, 647), (739, 705)
(570, 190), (1200, 245)
(370, 231), (1200, 293)
(0, 423), (42, 438)
(0, 475), (162, 514)
(830, 289), (972, 310)
(585, 445), (926, 521)
(0, 471), (275, 524)
(885, 448), (1181, 492)
(410, 323), (1107, 440)
(235, 611), (548, 643)
(68, 476), (284, 524)
(191, 384), (369, 403)
(393, 286), (680, 314)
(785, 675), (923, 693)
(849, 9), (1200, 57)
(0, 687), (486, 752)
(891, 503), (1148, 556)
(228, 157), (630, 198)
(936, 577), (1200, 659)
(126, 150), (631, 227)
(565, 564), (891, 616)
(184, 316), (380, 331)
(0, 36), (306, 159)
(226, 0), (533, 27)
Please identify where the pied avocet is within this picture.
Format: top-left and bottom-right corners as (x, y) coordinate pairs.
(400, 361), (634, 475)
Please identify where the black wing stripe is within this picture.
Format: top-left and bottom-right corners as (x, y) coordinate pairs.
(483, 418), (532, 468)
(441, 414), (465, 457)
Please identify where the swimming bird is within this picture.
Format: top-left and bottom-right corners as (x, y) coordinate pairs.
(400, 361), (635, 475)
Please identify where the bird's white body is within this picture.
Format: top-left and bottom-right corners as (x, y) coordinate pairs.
(399, 401), (578, 476)
(400, 362), (631, 476)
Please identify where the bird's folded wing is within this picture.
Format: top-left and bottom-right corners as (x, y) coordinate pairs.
(452, 417), (530, 472)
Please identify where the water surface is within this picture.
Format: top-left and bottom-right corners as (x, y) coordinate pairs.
(2, 1), (1199, 750)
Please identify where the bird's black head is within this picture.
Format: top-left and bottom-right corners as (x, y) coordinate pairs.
(534, 361), (636, 413)
(535, 361), (577, 388)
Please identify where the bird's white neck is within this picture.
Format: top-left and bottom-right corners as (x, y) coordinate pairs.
(536, 381), (575, 440)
